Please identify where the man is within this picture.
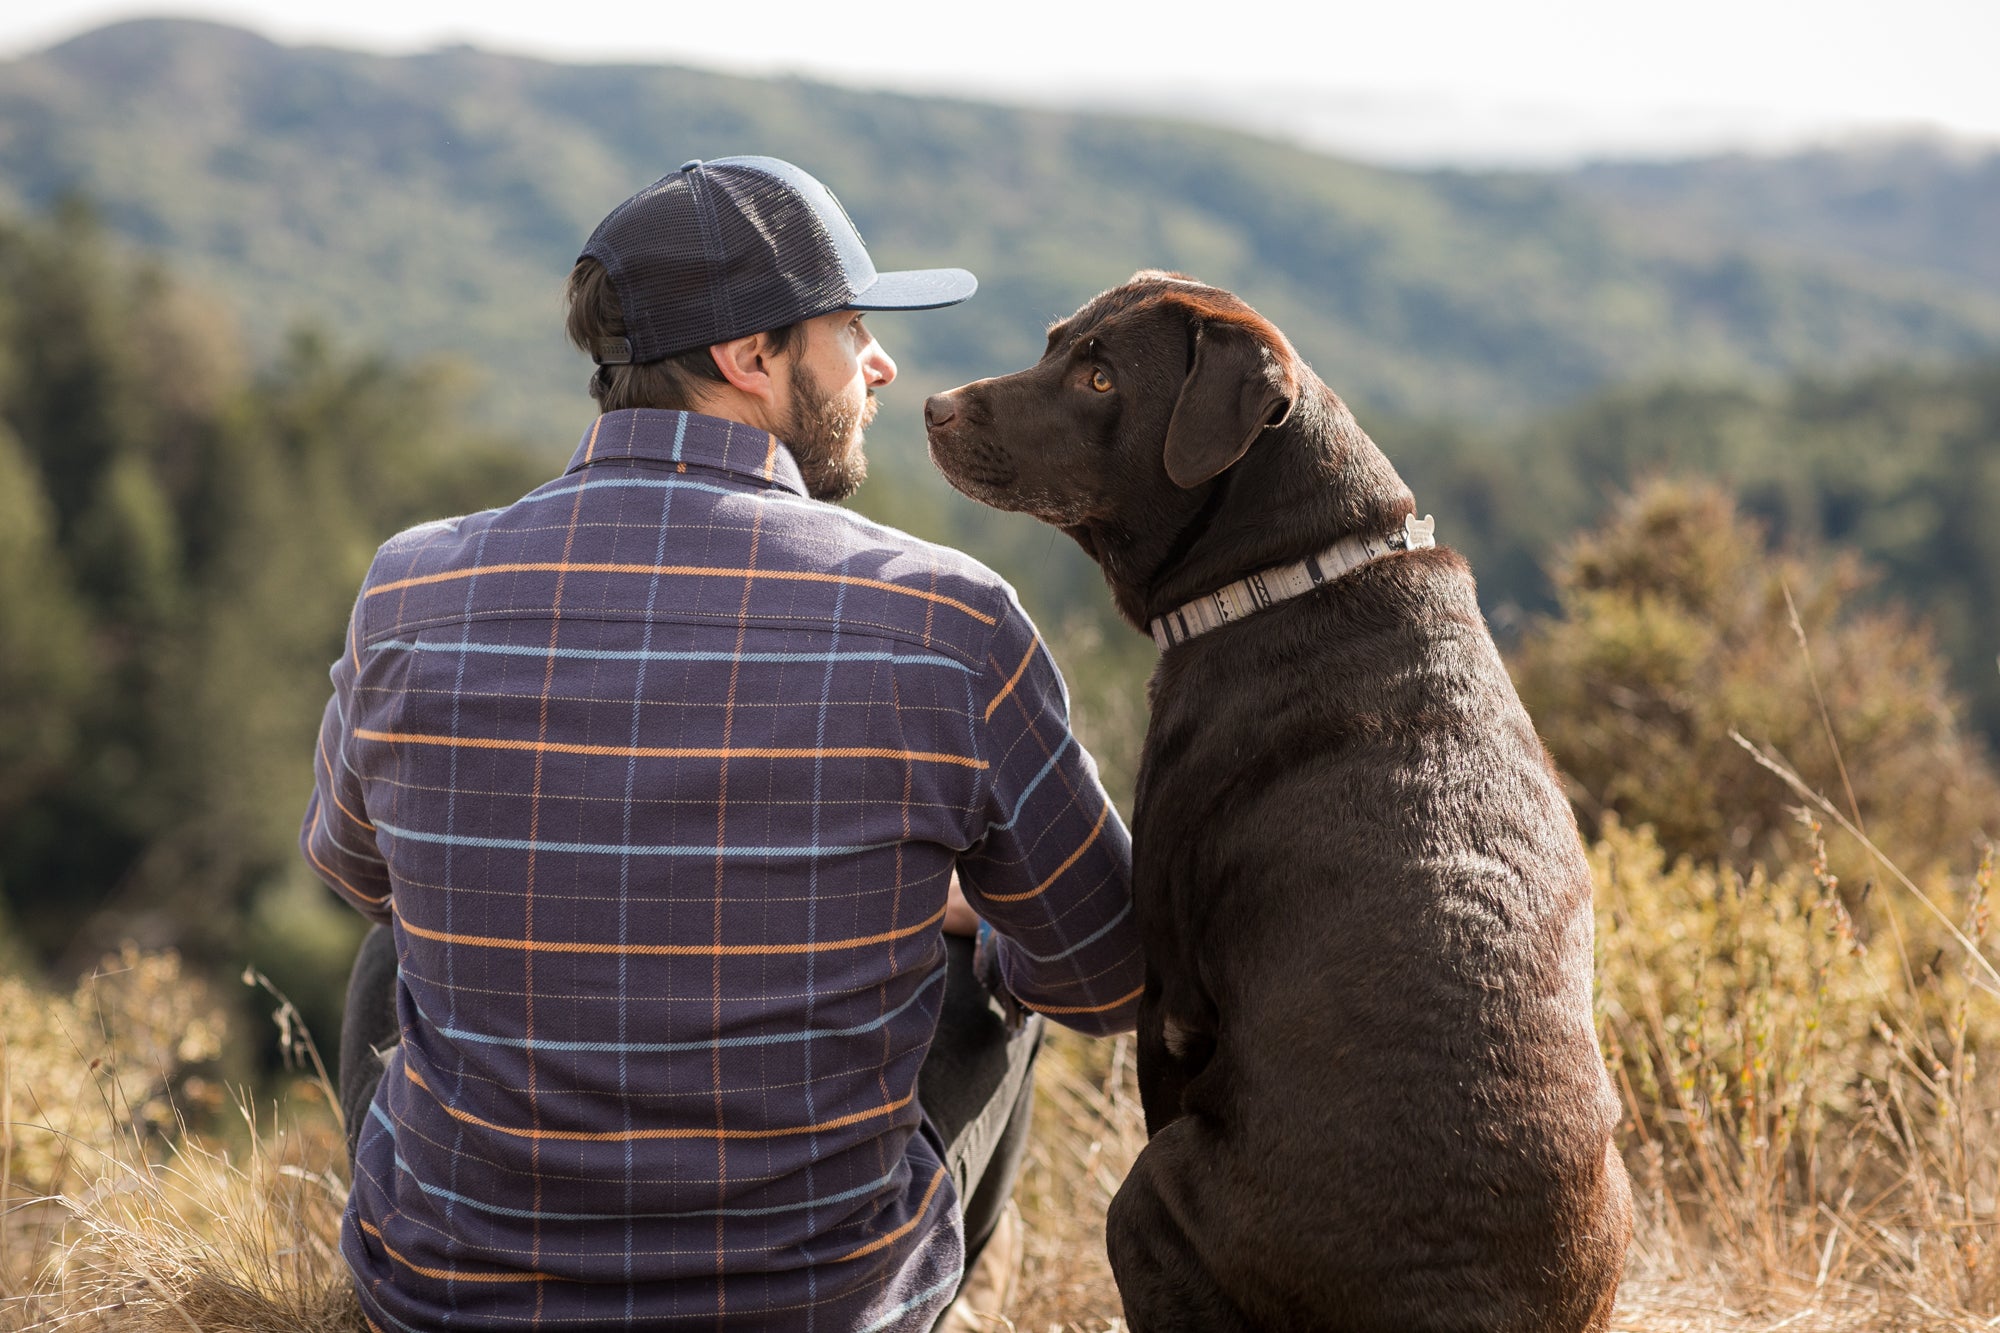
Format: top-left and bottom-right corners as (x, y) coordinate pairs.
(302, 156), (1142, 1333)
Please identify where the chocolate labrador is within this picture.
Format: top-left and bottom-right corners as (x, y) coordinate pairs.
(923, 273), (1631, 1332)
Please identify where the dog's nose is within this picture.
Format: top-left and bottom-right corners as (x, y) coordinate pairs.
(924, 394), (958, 430)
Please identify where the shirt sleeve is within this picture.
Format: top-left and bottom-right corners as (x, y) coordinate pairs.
(957, 591), (1142, 1036)
(300, 589), (393, 924)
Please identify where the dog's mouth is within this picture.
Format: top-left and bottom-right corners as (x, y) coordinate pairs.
(925, 387), (1102, 528)
(928, 440), (1099, 529)
(926, 428), (1022, 505)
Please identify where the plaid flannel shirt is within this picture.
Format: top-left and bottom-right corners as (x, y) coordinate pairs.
(302, 409), (1141, 1332)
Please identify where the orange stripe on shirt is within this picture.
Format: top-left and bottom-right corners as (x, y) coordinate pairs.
(835, 1167), (948, 1263)
(404, 1064), (916, 1142)
(304, 813), (387, 907)
(358, 1217), (556, 1284)
(363, 563), (997, 625)
(319, 731), (375, 832)
(978, 798), (1111, 904)
(398, 905), (948, 958)
(1032, 982), (1145, 1016)
(983, 633), (1039, 721)
(353, 729), (986, 770)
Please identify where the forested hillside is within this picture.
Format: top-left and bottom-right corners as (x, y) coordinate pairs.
(3, 17), (1997, 447)
(5, 202), (1994, 1034)
(1572, 138), (2000, 296)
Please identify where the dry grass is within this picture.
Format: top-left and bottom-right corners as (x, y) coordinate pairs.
(1, 955), (355, 1332)
(1012, 1033), (1145, 1332)
(5, 816), (1998, 1332)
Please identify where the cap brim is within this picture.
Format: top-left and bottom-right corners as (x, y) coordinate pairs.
(846, 267), (977, 311)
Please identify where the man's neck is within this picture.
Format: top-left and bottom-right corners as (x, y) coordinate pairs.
(682, 385), (781, 436)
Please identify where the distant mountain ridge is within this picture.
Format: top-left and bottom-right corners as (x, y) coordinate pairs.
(3, 17), (1998, 446)
(1572, 139), (2000, 298)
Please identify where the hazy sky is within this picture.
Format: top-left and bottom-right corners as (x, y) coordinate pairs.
(4, 0), (1997, 164)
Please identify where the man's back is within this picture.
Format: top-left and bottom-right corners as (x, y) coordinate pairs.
(305, 409), (1140, 1331)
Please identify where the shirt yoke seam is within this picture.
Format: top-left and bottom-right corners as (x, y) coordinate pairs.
(357, 605), (993, 669)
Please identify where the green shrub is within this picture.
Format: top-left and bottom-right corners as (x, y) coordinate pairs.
(1512, 478), (1998, 875)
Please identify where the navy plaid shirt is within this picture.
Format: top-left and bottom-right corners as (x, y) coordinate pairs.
(302, 409), (1140, 1332)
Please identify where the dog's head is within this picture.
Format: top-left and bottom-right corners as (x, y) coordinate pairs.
(924, 271), (1300, 545)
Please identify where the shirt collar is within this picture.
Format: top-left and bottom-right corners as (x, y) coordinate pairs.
(563, 409), (808, 498)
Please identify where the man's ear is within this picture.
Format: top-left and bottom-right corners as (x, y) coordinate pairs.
(709, 332), (781, 401)
(1162, 320), (1296, 489)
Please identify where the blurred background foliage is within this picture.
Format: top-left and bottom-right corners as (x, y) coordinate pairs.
(0, 17), (1994, 1081)
(1511, 480), (1999, 874)
(0, 207), (546, 1052)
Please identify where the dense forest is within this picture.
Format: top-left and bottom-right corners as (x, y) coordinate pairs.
(0, 210), (545, 1040)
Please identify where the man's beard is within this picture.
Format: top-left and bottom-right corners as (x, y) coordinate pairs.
(783, 363), (874, 502)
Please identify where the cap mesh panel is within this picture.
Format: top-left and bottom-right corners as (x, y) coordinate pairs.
(580, 162), (858, 363)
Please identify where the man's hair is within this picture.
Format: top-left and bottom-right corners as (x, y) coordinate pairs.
(564, 257), (801, 412)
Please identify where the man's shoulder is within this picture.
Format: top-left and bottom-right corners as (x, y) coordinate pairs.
(361, 508), (499, 584)
(347, 505), (507, 641)
(769, 501), (1027, 665)
(800, 502), (1014, 601)
(370, 512), (484, 562)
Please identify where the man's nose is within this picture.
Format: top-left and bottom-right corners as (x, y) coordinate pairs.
(924, 393), (958, 430)
(864, 337), (896, 388)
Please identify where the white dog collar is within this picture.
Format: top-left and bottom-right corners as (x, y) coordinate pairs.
(1149, 513), (1436, 651)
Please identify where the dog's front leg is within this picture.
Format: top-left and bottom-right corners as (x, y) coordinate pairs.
(1135, 970), (1213, 1138)
(1135, 987), (1182, 1137)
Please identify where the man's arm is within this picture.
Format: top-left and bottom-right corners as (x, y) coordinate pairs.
(300, 596), (392, 923)
(957, 594), (1142, 1035)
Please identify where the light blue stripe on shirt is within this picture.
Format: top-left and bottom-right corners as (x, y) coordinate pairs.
(416, 965), (946, 1055)
(857, 1274), (963, 1333)
(984, 733), (1072, 836)
(373, 820), (903, 859)
(1004, 900), (1133, 965)
(368, 638), (973, 672)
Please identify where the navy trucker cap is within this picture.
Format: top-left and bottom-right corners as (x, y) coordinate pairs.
(580, 156), (978, 365)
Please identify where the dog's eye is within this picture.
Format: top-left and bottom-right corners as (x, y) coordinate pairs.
(1090, 369), (1113, 393)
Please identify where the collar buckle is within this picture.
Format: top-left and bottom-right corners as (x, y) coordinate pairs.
(1393, 512), (1437, 551)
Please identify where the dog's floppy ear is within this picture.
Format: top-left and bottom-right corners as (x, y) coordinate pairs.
(1162, 319), (1296, 489)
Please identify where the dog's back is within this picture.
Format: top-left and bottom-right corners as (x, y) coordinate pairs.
(1112, 545), (1629, 1331)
